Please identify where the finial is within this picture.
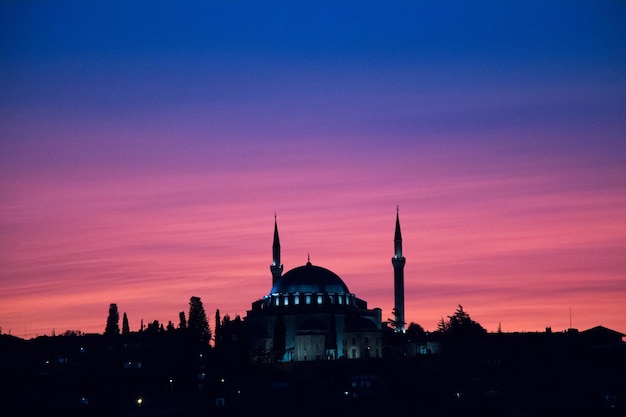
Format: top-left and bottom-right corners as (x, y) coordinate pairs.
(307, 253), (311, 266)
(397, 205), (399, 214)
(274, 212), (276, 221)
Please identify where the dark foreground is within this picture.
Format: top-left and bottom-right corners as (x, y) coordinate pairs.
(1, 330), (624, 417)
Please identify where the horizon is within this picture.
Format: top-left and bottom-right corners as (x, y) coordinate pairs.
(1, 1), (625, 339)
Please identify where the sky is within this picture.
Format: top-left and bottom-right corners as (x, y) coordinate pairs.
(1, 1), (625, 339)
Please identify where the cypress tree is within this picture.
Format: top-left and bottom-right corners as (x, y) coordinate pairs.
(122, 312), (130, 334)
(105, 303), (120, 336)
(188, 296), (211, 344)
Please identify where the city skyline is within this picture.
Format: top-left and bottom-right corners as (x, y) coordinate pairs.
(1, 1), (625, 339)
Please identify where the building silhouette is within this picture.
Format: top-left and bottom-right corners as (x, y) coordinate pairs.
(243, 214), (403, 361)
(392, 207), (406, 332)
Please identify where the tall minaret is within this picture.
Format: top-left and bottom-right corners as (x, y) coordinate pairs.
(270, 215), (283, 286)
(392, 207), (406, 332)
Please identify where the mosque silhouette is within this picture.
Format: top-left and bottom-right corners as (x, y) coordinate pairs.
(242, 212), (406, 361)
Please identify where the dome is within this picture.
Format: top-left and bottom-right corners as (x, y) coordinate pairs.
(270, 262), (350, 294)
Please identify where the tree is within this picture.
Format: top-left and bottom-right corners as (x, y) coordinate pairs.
(215, 309), (221, 347)
(146, 320), (160, 334)
(61, 330), (84, 336)
(188, 296), (211, 344)
(437, 316), (450, 333)
(122, 312), (130, 334)
(406, 322), (425, 342)
(178, 311), (187, 329)
(105, 303), (120, 335)
(271, 313), (286, 362)
(437, 305), (486, 340)
(387, 308), (406, 333)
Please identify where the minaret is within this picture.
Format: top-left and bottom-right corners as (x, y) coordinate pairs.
(270, 215), (283, 286)
(392, 207), (406, 332)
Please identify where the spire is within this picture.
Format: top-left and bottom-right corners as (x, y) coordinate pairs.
(270, 215), (283, 286)
(272, 215), (281, 264)
(392, 207), (406, 333)
(394, 205), (403, 258)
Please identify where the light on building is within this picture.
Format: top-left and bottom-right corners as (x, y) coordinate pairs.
(137, 397), (143, 406)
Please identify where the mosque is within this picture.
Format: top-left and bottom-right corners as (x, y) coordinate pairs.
(244, 211), (406, 361)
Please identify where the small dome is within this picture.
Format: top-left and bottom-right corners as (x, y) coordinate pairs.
(270, 262), (350, 294)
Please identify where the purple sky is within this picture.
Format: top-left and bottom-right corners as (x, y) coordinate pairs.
(1, 1), (625, 338)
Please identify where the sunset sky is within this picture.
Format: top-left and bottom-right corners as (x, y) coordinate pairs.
(1, 1), (625, 339)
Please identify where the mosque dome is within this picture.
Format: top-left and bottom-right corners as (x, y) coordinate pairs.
(270, 262), (350, 294)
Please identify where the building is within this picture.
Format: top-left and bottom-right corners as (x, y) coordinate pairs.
(392, 207), (406, 332)
(244, 214), (405, 361)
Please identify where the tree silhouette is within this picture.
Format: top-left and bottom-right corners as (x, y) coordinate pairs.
(406, 322), (425, 342)
(437, 304), (486, 340)
(146, 320), (160, 334)
(215, 309), (221, 347)
(271, 313), (286, 362)
(387, 308), (406, 333)
(105, 303), (120, 335)
(122, 312), (130, 334)
(178, 311), (187, 329)
(61, 329), (84, 336)
(188, 296), (211, 344)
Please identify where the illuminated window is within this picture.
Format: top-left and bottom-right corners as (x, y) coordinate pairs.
(317, 295), (323, 305)
(294, 295), (299, 305)
(283, 296), (289, 306)
(305, 295), (311, 305)
(275, 297), (279, 306)
(338, 295), (343, 304)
